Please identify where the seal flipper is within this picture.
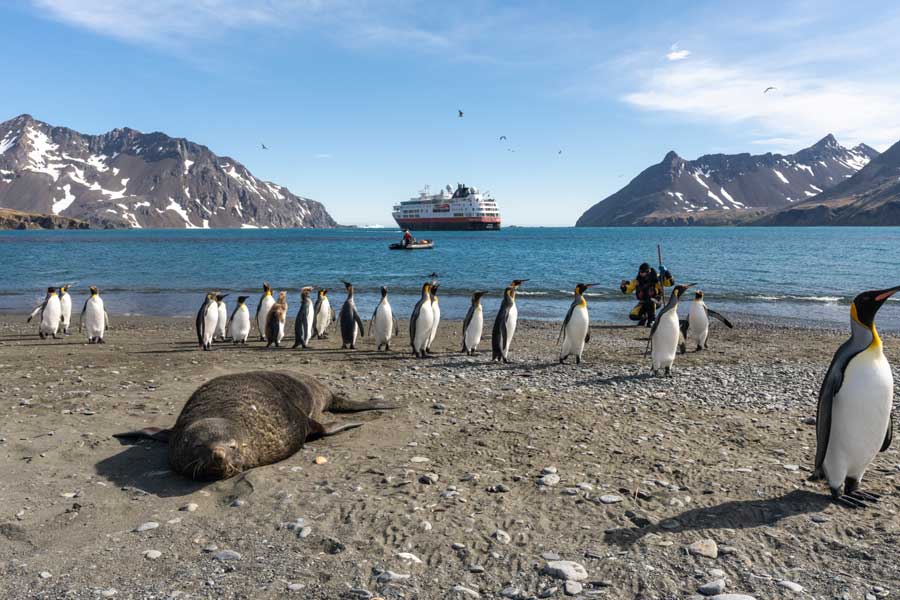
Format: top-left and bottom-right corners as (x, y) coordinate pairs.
(306, 419), (364, 440)
(328, 393), (399, 413)
(113, 427), (172, 443)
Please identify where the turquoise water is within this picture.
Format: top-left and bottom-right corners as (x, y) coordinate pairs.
(2, 227), (899, 329)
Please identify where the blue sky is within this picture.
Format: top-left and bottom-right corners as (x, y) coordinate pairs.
(2, 1), (899, 226)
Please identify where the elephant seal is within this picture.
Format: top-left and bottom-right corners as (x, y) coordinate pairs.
(115, 371), (397, 480)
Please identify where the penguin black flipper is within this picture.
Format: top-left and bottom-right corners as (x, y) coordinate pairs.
(558, 300), (577, 345)
(79, 298), (89, 333)
(462, 303), (476, 351)
(409, 299), (422, 351)
(492, 305), (508, 360)
(650, 299), (675, 338)
(881, 416), (893, 452)
(293, 307), (304, 348)
(706, 308), (733, 328)
(813, 337), (869, 477)
(195, 299), (207, 348)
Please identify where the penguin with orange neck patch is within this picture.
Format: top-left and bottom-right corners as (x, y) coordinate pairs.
(812, 286), (899, 508)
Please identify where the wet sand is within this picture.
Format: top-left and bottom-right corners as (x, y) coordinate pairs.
(0, 314), (898, 599)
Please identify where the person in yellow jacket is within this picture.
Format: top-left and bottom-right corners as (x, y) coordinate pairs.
(620, 262), (674, 327)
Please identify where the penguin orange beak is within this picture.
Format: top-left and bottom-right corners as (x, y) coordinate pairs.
(585, 283), (600, 288)
(875, 286), (900, 302)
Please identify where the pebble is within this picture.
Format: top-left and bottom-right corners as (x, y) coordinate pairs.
(777, 580), (803, 593)
(419, 472), (439, 484)
(287, 583), (305, 592)
(230, 498), (245, 507)
(468, 564), (485, 573)
(39, 571), (52, 579)
(539, 473), (561, 486)
(212, 549), (242, 561)
(699, 579), (726, 595)
(598, 494), (623, 504)
(542, 560), (588, 581)
(541, 551), (560, 560)
(143, 550), (162, 560)
(487, 483), (510, 493)
(180, 503), (199, 512)
(810, 515), (829, 523)
(564, 581), (583, 595)
(493, 529), (511, 544)
(542, 466), (558, 474)
(396, 552), (422, 564)
(376, 570), (409, 584)
(782, 464), (799, 471)
(687, 539), (718, 559)
(421, 520), (433, 531)
(410, 456), (430, 463)
(451, 584), (480, 598)
(100, 590), (117, 598)
(134, 521), (159, 532)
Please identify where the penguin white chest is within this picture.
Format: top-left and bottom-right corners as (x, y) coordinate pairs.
(41, 297), (62, 334)
(203, 303), (219, 344)
(651, 307), (680, 370)
(216, 303), (228, 337)
(428, 300), (441, 345)
(374, 302), (393, 344)
(465, 306), (483, 349)
(562, 305), (589, 356)
(825, 346), (893, 483)
(505, 303), (518, 352)
(414, 303), (434, 350)
(84, 298), (105, 338)
(231, 306), (250, 341)
(60, 294), (72, 329)
(688, 302), (709, 345)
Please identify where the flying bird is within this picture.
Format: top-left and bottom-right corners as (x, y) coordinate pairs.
(261, 143), (268, 150)
(499, 135), (507, 141)
(507, 148), (516, 153)
(458, 109), (464, 118)
(558, 149), (563, 155)
(763, 86), (776, 94)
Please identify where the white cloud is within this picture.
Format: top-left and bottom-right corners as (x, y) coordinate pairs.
(665, 50), (690, 61)
(29, 0), (317, 45)
(624, 59), (900, 149)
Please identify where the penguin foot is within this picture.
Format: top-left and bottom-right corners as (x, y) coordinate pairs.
(575, 356), (581, 365)
(848, 490), (880, 503)
(98, 338), (105, 344)
(835, 495), (868, 509)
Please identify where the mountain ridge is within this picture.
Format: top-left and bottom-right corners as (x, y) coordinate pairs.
(576, 135), (878, 227)
(0, 114), (338, 229)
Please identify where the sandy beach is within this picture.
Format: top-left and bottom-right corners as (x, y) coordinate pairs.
(1, 313), (898, 599)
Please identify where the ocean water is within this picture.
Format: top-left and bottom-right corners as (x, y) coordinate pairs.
(2, 227), (899, 330)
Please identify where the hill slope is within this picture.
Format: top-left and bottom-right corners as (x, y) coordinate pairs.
(0, 114), (337, 229)
(576, 135), (877, 226)
(756, 138), (900, 225)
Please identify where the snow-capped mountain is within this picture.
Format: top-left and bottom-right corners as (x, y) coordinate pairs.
(758, 137), (900, 225)
(575, 135), (879, 226)
(0, 114), (338, 229)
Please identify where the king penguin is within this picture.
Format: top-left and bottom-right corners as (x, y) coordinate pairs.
(29, 287), (62, 340)
(338, 281), (365, 349)
(492, 279), (528, 363)
(461, 291), (486, 355)
(679, 290), (733, 353)
(214, 293), (229, 341)
(79, 286), (108, 343)
(649, 283), (694, 376)
(426, 282), (441, 354)
(370, 286), (395, 351)
(409, 282), (434, 358)
(811, 285), (899, 508)
(196, 292), (219, 351)
(265, 291), (288, 348)
(292, 287), (315, 349)
(559, 283), (598, 364)
(227, 295), (251, 344)
(313, 288), (334, 339)
(255, 282), (275, 341)
(59, 284), (72, 335)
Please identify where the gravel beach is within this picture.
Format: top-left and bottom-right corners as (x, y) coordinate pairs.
(1, 313), (898, 599)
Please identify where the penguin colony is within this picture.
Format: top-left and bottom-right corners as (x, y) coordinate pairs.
(23, 280), (899, 508)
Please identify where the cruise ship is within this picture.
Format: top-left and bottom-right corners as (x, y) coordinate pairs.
(393, 184), (501, 231)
